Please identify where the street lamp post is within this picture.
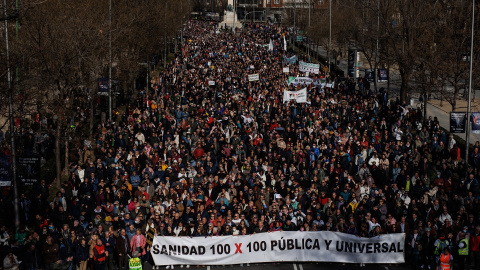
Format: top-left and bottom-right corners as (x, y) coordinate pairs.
(146, 60), (149, 100)
(164, 2), (168, 67)
(293, 0), (296, 51)
(374, 0), (379, 94)
(308, 0), (311, 29)
(328, 0), (331, 72)
(466, 0), (475, 177)
(253, 0), (255, 23)
(15, 0), (18, 84)
(233, 0), (237, 33)
(108, 0), (113, 121)
(108, 0), (112, 122)
(3, 0), (20, 234)
(307, 0), (311, 58)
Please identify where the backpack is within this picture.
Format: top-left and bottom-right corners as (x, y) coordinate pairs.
(435, 240), (448, 255)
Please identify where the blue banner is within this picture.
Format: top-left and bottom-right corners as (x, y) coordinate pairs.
(472, 112), (480, 134)
(378, 69), (388, 82)
(283, 55), (298, 64)
(0, 155), (11, 187)
(18, 156), (41, 186)
(98, 78), (109, 96)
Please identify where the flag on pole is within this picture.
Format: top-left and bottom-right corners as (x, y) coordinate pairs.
(283, 36), (287, 51)
(268, 39), (273, 51)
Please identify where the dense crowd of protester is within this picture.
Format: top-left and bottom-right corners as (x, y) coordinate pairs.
(1, 20), (480, 270)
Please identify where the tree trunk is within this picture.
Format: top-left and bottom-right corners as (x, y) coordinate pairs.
(400, 71), (410, 104)
(123, 76), (129, 101)
(440, 85), (444, 107)
(132, 75), (136, 97)
(423, 90), (428, 125)
(89, 97), (94, 140)
(64, 136), (69, 177)
(473, 85), (476, 101)
(452, 85), (459, 112)
(55, 123), (61, 189)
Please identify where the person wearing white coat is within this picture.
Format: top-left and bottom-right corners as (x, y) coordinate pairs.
(368, 153), (380, 166)
(3, 251), (19, 270)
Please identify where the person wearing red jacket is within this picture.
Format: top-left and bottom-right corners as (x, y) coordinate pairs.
(93, 238), (107, 270)
(269, 220), (283, 232)
(471, 226), (480, 269)
(193, 143), (205, 160)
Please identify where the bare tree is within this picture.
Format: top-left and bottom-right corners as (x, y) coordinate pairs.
(434, 0), (476, 112)
(310, 0), (448, 103)
(7, 0), (191, 187)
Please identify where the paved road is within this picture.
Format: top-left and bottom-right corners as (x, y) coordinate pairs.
(144, 262), (411, 270)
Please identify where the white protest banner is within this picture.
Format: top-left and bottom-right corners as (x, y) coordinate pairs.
(312, 78), (325, 85)
(208, 81), (215, 86)
(283, 88), (308, 103)
(299, 61), (320, 74)
(151, 231), (405, 266)
(283, 67), (290, 73)
(268, 39), (274, 51)
(284, 55), (298, 64)
(248, 74), (259, 82)
(287, 76), (313, 86)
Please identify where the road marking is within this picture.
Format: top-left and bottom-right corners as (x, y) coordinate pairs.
(298, 264), (303, 270)
(293, 263), (298, 270)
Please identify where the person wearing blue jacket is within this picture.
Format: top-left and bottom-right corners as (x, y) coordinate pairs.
(58, 237), (73, 270)
(130, 171), (141, 189)
(75, 238), (89, 270)
(102, 232), (115, 270)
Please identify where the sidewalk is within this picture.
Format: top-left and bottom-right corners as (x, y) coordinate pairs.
(305, 43), (402, 95)
(304, 41), (480, 145)
(423, 96), (480, 144)
(305, 43), (348, 73)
